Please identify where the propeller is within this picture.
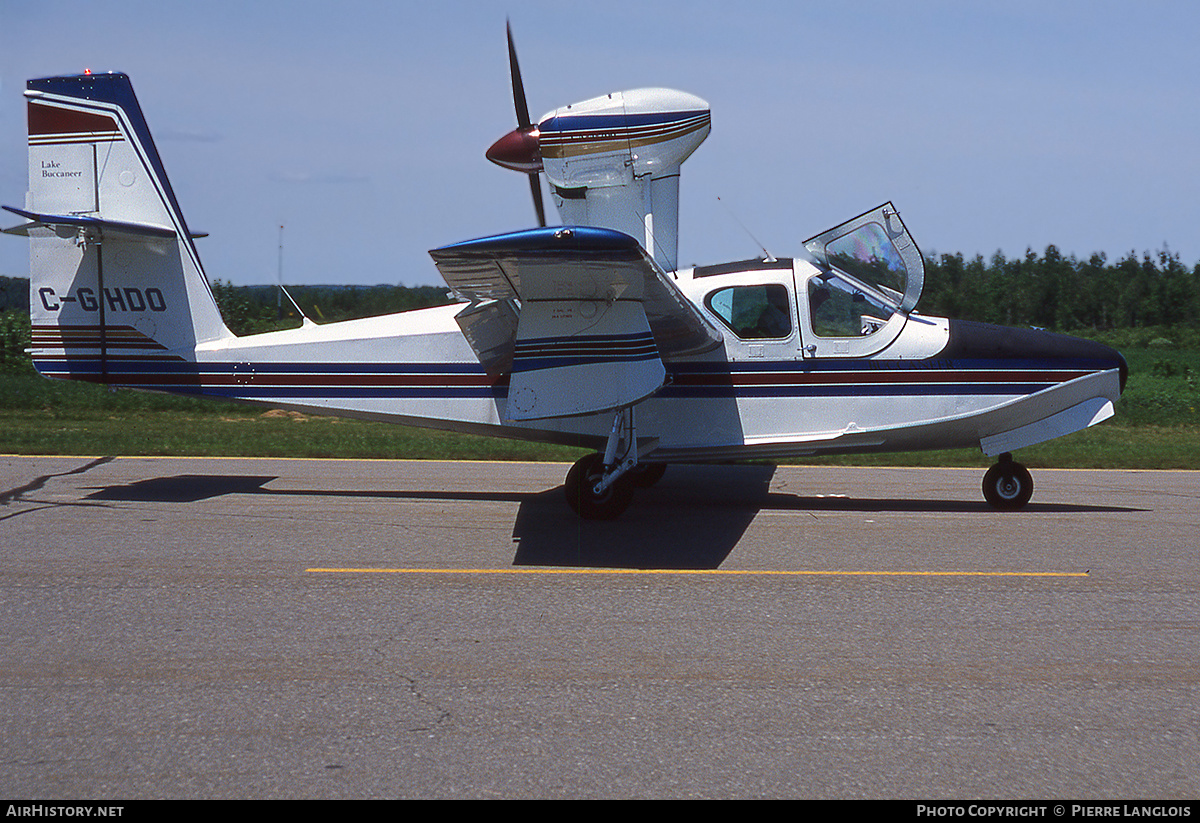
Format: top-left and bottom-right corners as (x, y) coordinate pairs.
(486, 21), (546, 227)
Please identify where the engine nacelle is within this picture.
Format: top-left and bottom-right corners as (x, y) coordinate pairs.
(488, 88), (710, 272)
(540, 89), (709, 273)
(537, 88), (710, 187)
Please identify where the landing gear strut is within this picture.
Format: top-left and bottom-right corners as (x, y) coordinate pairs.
(563, 406), (658, 519)
(982, 452), (1033, 510)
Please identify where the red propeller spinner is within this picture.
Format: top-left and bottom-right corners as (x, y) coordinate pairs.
(485, 126), (541, 174)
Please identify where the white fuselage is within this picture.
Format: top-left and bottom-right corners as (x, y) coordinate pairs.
(12, 72), (1124, 470)
(105, 255), (1120, 462)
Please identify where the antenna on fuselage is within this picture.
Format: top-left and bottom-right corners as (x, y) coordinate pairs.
(277, 224), (284, 320)
(277, 223), (315, 327)
(717, 196), (775, 262)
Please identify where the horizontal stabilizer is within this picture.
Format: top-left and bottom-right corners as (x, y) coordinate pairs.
(2, 205), (175, 240)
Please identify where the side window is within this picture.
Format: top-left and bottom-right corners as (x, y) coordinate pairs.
(809, 277), (891, 338)
(705, 284), (792, 340)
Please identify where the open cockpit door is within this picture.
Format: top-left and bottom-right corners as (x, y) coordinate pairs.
(804, 202), (924, 314)
(799, 202), (924, 358)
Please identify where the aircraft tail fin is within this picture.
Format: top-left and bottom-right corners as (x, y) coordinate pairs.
(3, 72), (232, 384)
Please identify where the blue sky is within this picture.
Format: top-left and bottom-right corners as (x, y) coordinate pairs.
(2, 0), (1198, 287)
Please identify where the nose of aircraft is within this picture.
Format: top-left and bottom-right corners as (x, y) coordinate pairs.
(486, 126), (542, 173)
(942, 319), (1127, 396)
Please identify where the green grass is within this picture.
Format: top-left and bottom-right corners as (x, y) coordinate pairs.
(788, 424), (1200, 469)
(0, 409), (588, 462)
(0, 374), (588, 461)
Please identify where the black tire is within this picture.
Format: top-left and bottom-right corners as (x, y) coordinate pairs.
(982, 460), (1034, 510)
(629, 462), (667, 488)
(564, 453), (634, 520)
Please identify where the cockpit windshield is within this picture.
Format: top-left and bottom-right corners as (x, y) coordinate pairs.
(825, 221), (907, 302)
(803, 202), (924, 315)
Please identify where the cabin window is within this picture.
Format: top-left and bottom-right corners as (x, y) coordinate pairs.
(808, 276), (892, 338)
(705, 284), (792, 340)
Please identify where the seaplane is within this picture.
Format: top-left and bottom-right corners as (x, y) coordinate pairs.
(3, 29), (1126, 520)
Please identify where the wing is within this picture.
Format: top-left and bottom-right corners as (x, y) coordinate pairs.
(430, 226), (722, 421)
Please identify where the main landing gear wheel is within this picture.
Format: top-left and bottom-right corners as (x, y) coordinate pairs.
(982, 453), (1034, 510)
(564, 453), (634, 520)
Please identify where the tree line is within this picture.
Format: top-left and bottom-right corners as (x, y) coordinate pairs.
(176, 247), (1200, 336)
(919, 246), (1199, 332)
(207, 280), (452, 335)
(2, 244), (1199, 371)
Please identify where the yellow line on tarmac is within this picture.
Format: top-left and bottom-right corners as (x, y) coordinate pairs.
(306, 567), (1088, 577)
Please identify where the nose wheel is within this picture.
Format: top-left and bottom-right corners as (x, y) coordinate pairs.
(982, 453), (1033, 510)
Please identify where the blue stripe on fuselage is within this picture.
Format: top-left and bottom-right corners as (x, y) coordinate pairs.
(32, 356), (1110, 401)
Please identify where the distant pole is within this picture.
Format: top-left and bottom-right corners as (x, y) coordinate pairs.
(277, 224), (284, 320)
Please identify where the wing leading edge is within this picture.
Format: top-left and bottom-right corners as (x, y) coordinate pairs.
(430, 226), (722, 420)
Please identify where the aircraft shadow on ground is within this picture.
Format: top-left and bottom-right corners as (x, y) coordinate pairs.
(84, 466), (1143, 571)
(510, 465), (777, 569)
(85, 474), (278, 502)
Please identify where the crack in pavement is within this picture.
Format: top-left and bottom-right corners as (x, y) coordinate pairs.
(0, 456), (116, 506)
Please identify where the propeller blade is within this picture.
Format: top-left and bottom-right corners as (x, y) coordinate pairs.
(498, 21), (545, 227)
(528, 172), (546, 227)
(507, 20), (532, 129)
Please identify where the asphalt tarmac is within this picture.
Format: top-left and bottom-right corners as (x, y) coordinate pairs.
(1, 456), (1197, 799)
